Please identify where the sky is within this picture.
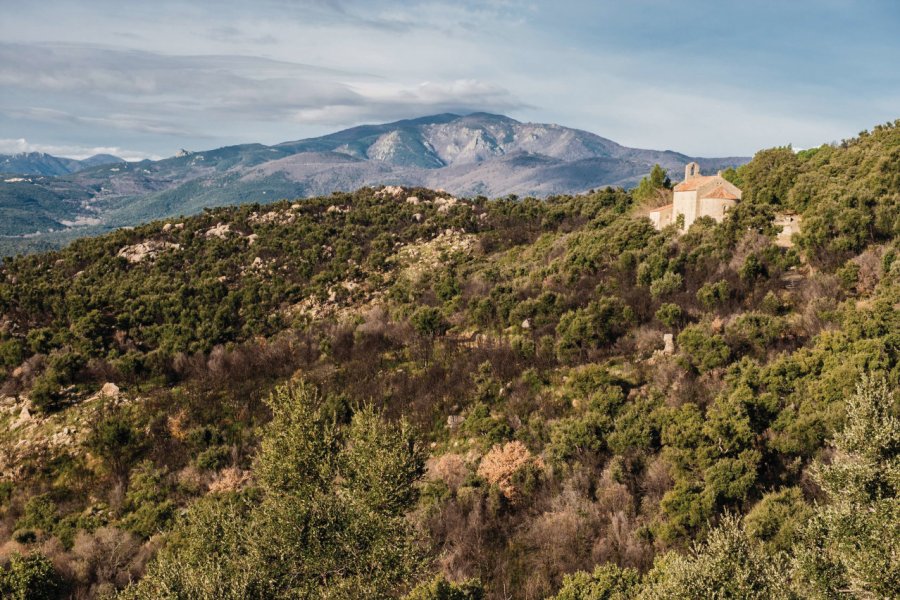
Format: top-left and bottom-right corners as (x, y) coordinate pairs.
(1, 0), (899, 160)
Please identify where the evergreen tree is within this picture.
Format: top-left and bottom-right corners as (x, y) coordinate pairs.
(792, 377), (900, 598)
(121, 382), (426, 599)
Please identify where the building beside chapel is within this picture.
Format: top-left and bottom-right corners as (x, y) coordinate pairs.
(649, 162), (742, 231)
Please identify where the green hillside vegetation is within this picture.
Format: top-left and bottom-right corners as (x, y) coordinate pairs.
(0, 120), (898, 599)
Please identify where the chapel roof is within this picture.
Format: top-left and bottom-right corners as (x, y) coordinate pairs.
(701, 184), (740, 200)
(673, 175), (719, 191)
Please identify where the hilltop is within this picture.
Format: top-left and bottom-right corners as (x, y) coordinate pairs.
(0, 120), (898, 598)
(0, 114), (745, 255)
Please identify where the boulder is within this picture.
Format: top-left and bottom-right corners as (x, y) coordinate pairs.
(100, 382), (120, 397)
(12, 405), (31, 429)
(447, 414), (465, 429)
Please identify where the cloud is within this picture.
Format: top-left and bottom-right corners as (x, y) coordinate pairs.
(5, 107), (201, 137)
(284, 80), (530, 125)
(0, 42), (524, 119)
(206, 26), (278, 45)
(1, 1), (897, 159)
(0, 138), (159, 161)
(0, 41), (527, 152)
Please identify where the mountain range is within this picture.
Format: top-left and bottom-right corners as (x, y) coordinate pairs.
(0, 152), (123, 176)
(0, 113), (748, 255)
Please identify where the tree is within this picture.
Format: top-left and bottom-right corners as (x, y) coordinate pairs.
(676, 324), (730, 373)
(638, 515), (792, 600)
(736, 146), (800, 207)
(340, 405), (426, 516)
(555, 297), (633, 363)
(649, 272), (683, 300)
(123, 381), (427, 599)
(634, 165), (672, 204)
(791, 376), (900, 598)
(655, 303), (683, 329)
(411, 306), (449, 340)
(549, 563), (639, 600)
(696, 280), (730, 311)
(744, 487), (811, 554)
(410, 306), (449, 365)
(86, 409), (146, 488)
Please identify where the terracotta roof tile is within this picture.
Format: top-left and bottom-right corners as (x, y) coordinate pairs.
(701, 185), (739, 200)
(673, 175), (718, 191)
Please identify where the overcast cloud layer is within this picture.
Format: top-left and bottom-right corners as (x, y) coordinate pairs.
(2, 0), (899, 159)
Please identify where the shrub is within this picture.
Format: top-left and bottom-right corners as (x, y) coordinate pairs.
(696, 280), (730, 311)
(724, 312), (785, 357)
(655, 303), (682, 329)
(549, 563), (639, 600)
(640, 515), (790, 599)
(744, 487), (811, 553)
(650, 271), (683, 300)
(86, 410), (146, 486)
(0, 552), (64, 600)
(121, 461), (175, 538)
(404, 576), (484, 600)
(28, 370), (64, 414)
(15, 495), (57, 533)
(195, 445), (231, 471)
(460, 402), (513, 446)
(548, 411), (613, 463)
(676, 324), (730, 373)
(556, 297), (634, 363)
(477, 441), (543, 503)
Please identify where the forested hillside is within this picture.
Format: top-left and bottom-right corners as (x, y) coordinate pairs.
(0, 121), (898, 599)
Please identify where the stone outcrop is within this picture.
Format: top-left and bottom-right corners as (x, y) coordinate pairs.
(205, 223), (232, 239)
(117, 241), (180, 263)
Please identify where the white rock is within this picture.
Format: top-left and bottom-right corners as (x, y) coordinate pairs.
(12, 405), (32, 429)
(117, 241), (180, 264)
(205, 223), (231, 239)
(100, 382), (120, 397)
(663, 333), (675, 355)
(447, 414), (465, 429)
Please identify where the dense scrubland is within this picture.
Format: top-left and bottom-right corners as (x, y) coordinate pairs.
(0, 121), (898, 599)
